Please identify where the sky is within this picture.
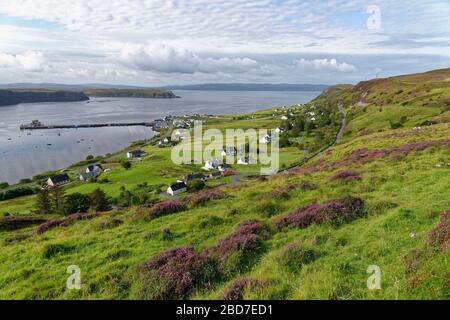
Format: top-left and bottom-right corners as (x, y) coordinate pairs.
(0, 0), (449, 86)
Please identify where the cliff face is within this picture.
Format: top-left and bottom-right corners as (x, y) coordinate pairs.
(0, 90), (90, 106)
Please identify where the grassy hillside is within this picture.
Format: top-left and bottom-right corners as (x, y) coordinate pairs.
(0, 69), (449, 300)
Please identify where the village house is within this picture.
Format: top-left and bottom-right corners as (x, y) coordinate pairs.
(78, 171), (99, 182)
(167, 182), (187, 196)
(209, 171), (223, 179)
(203, 159), (222, 171)
(86, 164), (103, 173)
(158, 137), (171, 147)
(47, 173), (70, 187)
(275, 127), (285, 134)
(173, 119), (188, 128)
(260, 134), (271, 144)
(281, 115), (288, 120)
(237, 157), (250, 165)
(222, 146), (237, 157)
(178, 173), (207, 184)
(126, 149), (147, 159)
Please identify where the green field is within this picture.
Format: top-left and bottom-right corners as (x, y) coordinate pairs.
(0, 68), (449, 300)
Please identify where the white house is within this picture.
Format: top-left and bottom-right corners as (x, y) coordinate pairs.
(86, 164), (103, 174)
(158, 137), (171, 147)
(78, 171), (99, 181)
(281, 116), (288, 120)
(237, 157), (250, 165)
(260, 134), (271, 144)
(275, 127), (285, 134)
(222, 146), (237, 157)
(167, 182), (187, 196)
(127, 149), (146, 159)
(47, 174), (70, 187)
(203, 159), (221, 171)
(209, 171), (223, 179)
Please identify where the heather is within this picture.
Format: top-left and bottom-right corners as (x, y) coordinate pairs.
(221, 278), (264, 300)
(330, 170), (362, 182)
(37, 213), (99, 234)
(133, 247), (218, 300)
(427, 211), (449, 252)
(276, 196), (366, 230)
(191, 191), (227, 207)
(147, 201), (187, 220)
(208, 221), (268, 275)
(302, 139), (450, 173)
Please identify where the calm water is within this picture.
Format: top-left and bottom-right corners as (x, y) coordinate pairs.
(0, 90), (320, 183)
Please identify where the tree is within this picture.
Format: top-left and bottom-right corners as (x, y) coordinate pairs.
(35, 189), (53, 214)
(50, 186), (66, 215)
(65, 193), (90, 215)
(187, 180), (205, 192)
(122, 161), (132, 170)
(89, 189), (110, 212)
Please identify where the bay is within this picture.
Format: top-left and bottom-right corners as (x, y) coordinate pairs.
(0, 90), (320, 183)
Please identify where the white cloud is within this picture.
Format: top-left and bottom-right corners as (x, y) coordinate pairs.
(0, 51), (48, 72)
(0, 0), (448, 84)
(294, 58), (356, 72)
(119, 43), (261, 75)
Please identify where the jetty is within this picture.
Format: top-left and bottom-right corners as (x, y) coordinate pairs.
(20, 119), (162, 131)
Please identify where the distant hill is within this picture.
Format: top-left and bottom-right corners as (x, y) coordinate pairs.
(84, 89), (179, 99)
(166, 83), (329, 91)
(0, 82), (329, 92)
(0, 89), (89, 106)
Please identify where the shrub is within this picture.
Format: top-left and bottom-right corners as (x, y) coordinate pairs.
(213, 221), (265, 256)
(256, 202), (284, 217)
(0, 186), (35, 202)
(270, 184), (298, 200)
(427, 211), (449, 252)
(0, 182), (9, 190)
(95, 218), (123, 231)
(187, 179), (205, 192)
(121, 161), (132, 170)
(330, 170), (362, 182)
(298, 181), (317, 190)
(279, 242), (317, 273)
(60, 213), (99, 226)
(0, 216), (47, 232)
(37, 220), (62, 234)
(65, 193), (91, 215)
(89, 189), (110, 212)
(37, 213), (99, 234)
(276, 196), (366, 230)
(221, 278), (264, 300)
(148, 201), (187, 220)
(134, 247), (218, 300)
(41, 243), (73, 259)
(191, 191), (226, 207)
